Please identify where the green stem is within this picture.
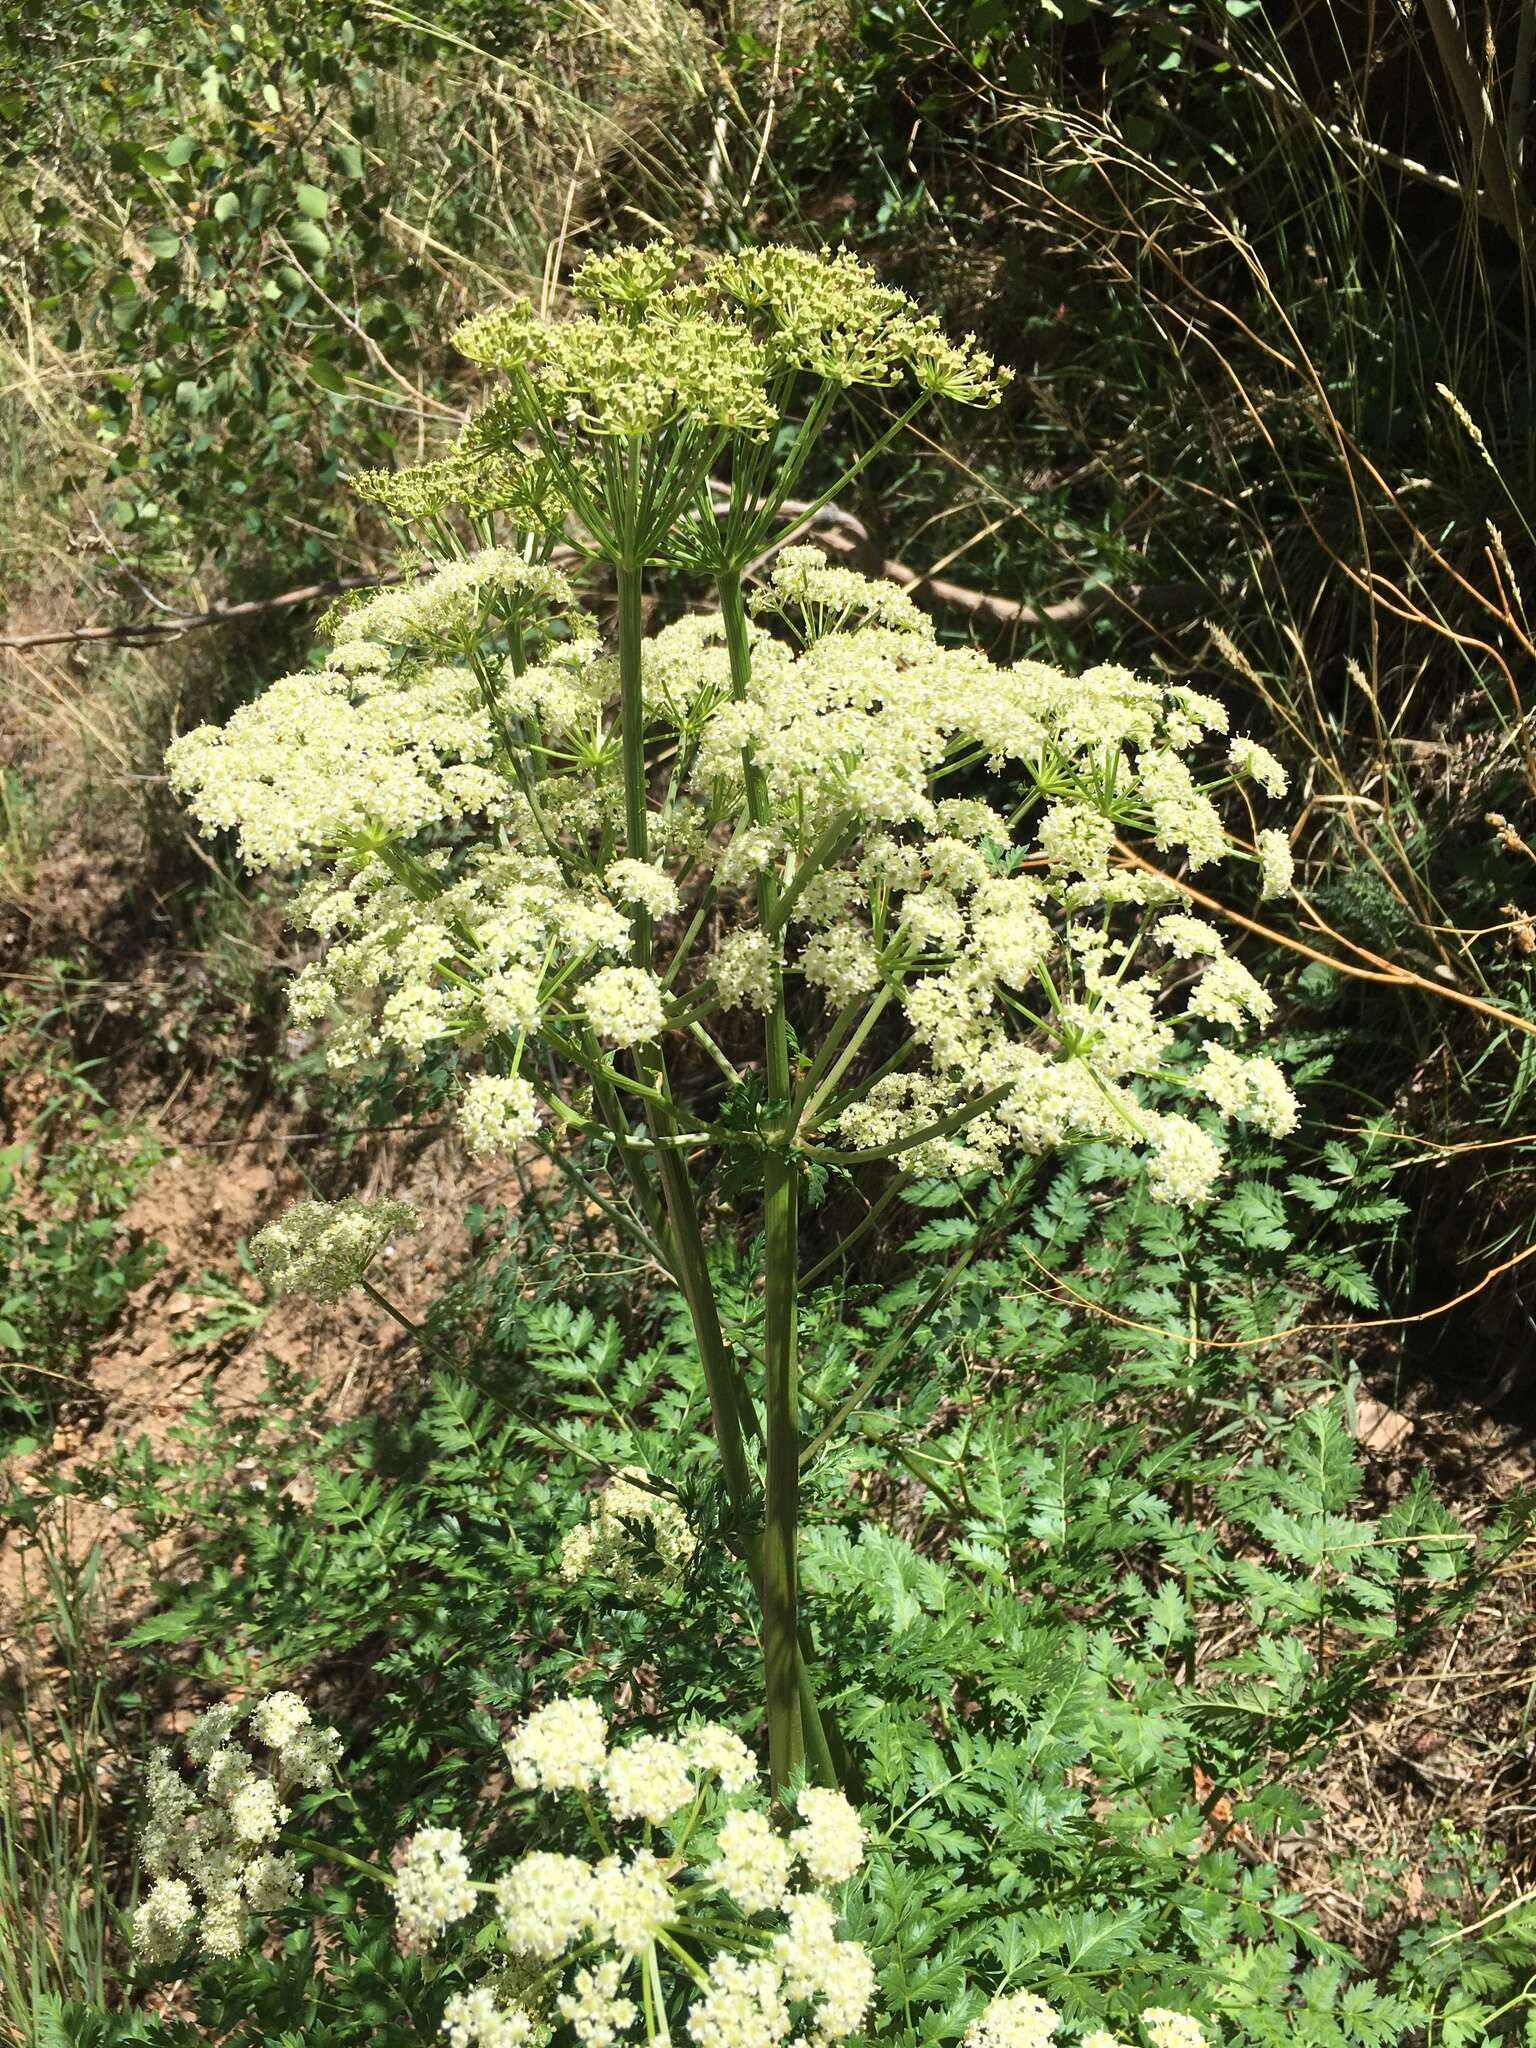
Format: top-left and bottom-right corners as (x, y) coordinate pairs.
(1182, 1285), (1200, 1688)
(289, 1834), (392, 1885)
(656, 1146), (756, 1523)
(793, 985), (895, 1135)
(615, 560), (755, 1536)
(719, 567), (805, 1795)
(761, 1146), (802, 1791)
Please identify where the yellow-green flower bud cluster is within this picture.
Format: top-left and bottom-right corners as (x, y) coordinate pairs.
(456, 239), (1008, 434)
(448, 238), (1007, 573)
(558, 1467), (698, 1599)
(132, 1692), (342, 1964)
(458, 298), (777, 441)
(350, 446), (568, 537)
(706, 243), (1008, 401)
(249, 1195), (419, 1302)
(389, 1699), (872, 2048)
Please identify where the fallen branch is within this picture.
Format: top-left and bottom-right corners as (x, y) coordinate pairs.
(0, 569), (415, 653)
(1, 510), (1195, 653)
(811, 519), (1197, 629)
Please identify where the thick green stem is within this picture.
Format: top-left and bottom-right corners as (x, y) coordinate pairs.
(656, 1146), (755, 1522)
(615, 563), (652, 879)
(717, 567), (809, 1793)
(761, 1147), (803, 1789)
(615, 560), (755, 1534)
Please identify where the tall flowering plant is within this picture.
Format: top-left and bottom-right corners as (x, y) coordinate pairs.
(168, 241), (1298, 1794)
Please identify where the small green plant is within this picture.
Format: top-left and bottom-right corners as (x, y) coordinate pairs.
(0, 768), (48, 901)
(169, 1256), (269, 1357)
(0, 1011), (163, 1448)
(0, 1509), (140, 2045)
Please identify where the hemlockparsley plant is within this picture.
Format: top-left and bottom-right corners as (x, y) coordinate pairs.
(165, 239), (1298, 1795)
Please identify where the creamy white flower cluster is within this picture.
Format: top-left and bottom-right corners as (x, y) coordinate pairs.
(964, 1990), (1209, 2048)
(133, 1692), (342, 1964)
(167, 532), (1294, 1207)
(393, 1698), (874, 2048)
(166, 553), (593, 874)
(678, 567), (1297, 1202)
(329, 552), (591, 657)
(249, 1195), (420, 1302)
(280, 842), (658, 1153)
(559, 1468), (698, 1599)
(166, 655), (503, 872)
(350, 446), (568, 537)
(749, 546), (934, 643)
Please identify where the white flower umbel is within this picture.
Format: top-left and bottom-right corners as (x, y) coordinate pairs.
(558, 1958), (640, 2048)
(395, 1827), (478, 1943)
(602, 1737), (696, 1827)
(130, 1693), (342, 1965)
(709, 1808), (792, 1914)
(580, 965), (668, 1048)
(496, 1851), (597, 1959)
(680, 1722), (756, 1793)
(960, 1986), (1211, 2048)
(963, 1990), (1062, 2048)
(686, 1953), (792, 2048)
(321, 1702), (880, 2048)
(792, 1788), (865, 1886)
(587, 1851), (674, 1955)
(559, 1468), (698, 1600)
(1141, 2014), (1209, 2048)
(132, 1878), (196, 1965)
(459, 1073), (543, 1157)
(1257, 826), (1294, 898)
(250, 1196), (419, 1302)
(443, 1986), (547, 2048)
(505, 1696), (609, 1793)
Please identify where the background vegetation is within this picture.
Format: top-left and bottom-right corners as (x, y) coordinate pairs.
(3, 2), (1536, 2044)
